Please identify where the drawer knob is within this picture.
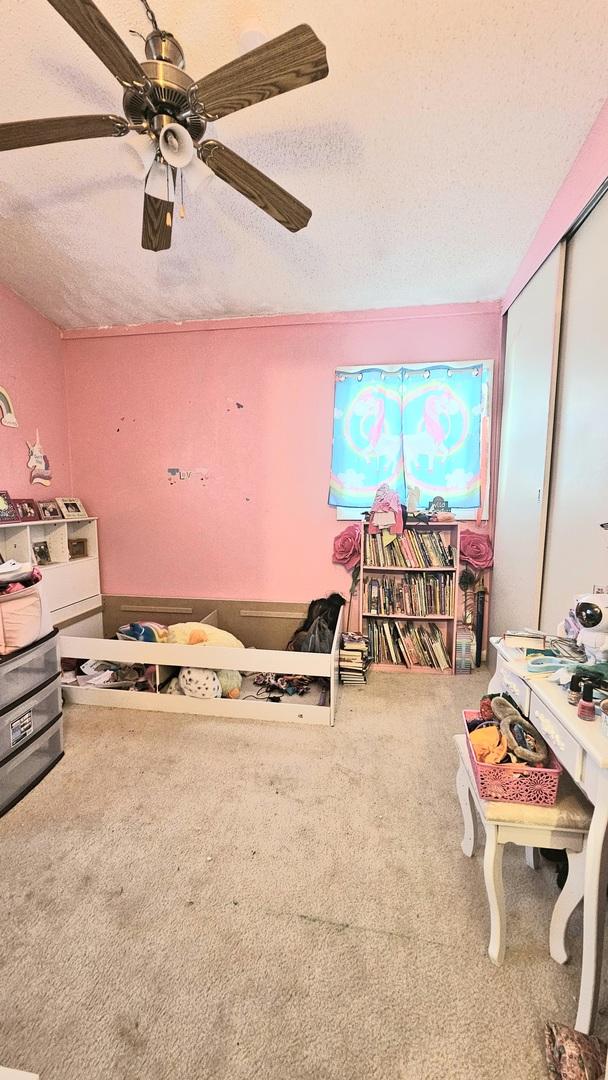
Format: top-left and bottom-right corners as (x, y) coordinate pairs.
(534, 709), (565, 751)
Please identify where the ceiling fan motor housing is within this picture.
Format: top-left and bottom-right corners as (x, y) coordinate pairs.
(123, 33), (206, 146)
(145, 30), (185, 68)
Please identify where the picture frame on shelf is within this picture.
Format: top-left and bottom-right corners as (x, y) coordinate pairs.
(32, 540), (52, 565)
(68, 538), (88, 560)
(0, 490), (19, 523)
(57, 497), (88, 520)
(14, 498), (40, 521)
(38, 499), (62, 520)
(427, 496), (451, 513)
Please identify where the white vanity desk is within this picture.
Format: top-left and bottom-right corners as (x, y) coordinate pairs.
(489, 636), (608, 1033)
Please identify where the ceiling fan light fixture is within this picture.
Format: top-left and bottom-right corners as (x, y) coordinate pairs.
(123, 131), (156, 175)
(182, 154), (211, 194)
(158, 122), (194, 168)
(145, 159), (174, 201)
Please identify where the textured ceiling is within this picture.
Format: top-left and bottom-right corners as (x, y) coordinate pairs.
(1, 0), (607, 329)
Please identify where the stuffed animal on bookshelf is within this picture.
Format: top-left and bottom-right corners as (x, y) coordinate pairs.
(167, 622), (244, 648)
(407, 485), (421, 515)
(367, 483), (404, 535)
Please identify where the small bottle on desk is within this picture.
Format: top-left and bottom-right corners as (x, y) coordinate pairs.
(568, 674), (582, 706)
(577, 681), (596, 721)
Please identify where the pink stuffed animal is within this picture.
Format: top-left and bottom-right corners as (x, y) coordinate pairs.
(368, 483), (404, 535)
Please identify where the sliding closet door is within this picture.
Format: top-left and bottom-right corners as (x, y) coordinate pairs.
(540, 193), (608, 633)
(490, 243), (565, 638)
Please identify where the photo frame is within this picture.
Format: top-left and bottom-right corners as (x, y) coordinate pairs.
(68, 538), (88, 560)
(427, 496), (451, 513)
(14, 498), (40, 521)
(32, 540), (52, 565)
(37, 499), (62, 520)
(0, 490), (19, 522)
(57, 497), (88, 520)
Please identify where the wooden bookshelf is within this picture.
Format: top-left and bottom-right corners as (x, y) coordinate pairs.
(359, 519), (460, 674)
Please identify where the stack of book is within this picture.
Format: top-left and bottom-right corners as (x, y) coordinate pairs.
(364, 528), (454, 569)
(339, 632), (370, 684)
(367, 618), (451, 670)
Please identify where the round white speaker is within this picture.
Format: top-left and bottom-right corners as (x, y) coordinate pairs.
(158, 123), (194, 168)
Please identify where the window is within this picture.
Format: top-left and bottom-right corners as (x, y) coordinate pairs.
(329, 363), (491, 515)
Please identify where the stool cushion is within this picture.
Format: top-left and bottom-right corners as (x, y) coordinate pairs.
(454, 734), (592, 831)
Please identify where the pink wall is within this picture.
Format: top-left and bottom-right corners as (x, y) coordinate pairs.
(504, 97), (608, 310)
(0, 283), (71, 499)
(63, 303), (502, 602)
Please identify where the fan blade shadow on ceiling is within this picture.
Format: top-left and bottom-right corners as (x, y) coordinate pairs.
(223, 121), (361, 173)
(40, 58), (119, 110)
(0, 170), (140, 217)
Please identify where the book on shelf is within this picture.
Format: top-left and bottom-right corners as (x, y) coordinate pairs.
(364, 527), (454, 569)
(364, 572), (454, 617)
(365, 618), (451, 670)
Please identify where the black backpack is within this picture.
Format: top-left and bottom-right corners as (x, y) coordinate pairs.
(287, 593), (346, 653)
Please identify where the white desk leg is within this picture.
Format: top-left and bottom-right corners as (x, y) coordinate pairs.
(525, 846), (541, 870)
(484, 825), (506, 965)
(456, 763), (478, 857)
(576, 803), (608, 1034)
(550, 844), (585, 965)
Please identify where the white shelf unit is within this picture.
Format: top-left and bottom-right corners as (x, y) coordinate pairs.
(0, 517), (102, 637)
(359, 520), (460, 674)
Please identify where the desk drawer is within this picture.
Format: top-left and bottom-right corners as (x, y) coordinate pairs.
(495, 656), (530, 717)
(530, 691), (584, 784)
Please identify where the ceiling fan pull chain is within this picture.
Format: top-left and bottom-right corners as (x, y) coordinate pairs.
(140, 0), (159, 32)
(179, 170), (185, 219)
(165, 163), (172, 227)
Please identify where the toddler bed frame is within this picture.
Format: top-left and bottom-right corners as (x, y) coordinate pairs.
(59, 608), (342, 727)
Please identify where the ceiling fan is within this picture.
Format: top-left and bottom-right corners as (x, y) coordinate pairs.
(0, 0), (329, 250)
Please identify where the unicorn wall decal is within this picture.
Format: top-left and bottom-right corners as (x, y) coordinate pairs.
(26, 431), (52, 486)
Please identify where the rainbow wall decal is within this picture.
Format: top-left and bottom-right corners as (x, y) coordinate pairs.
(0, 386), (18, 428)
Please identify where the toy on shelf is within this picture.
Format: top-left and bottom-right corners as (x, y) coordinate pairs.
(367, 483), (404, 535)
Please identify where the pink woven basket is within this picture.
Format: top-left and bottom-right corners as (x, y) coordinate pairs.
(463, 710), (562, 806)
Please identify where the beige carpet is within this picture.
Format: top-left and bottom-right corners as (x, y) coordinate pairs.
(1, 670), (607, 1080)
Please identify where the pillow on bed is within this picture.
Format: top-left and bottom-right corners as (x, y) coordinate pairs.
(545, 1022), (607, 1079)
(167, 622), (243, 648)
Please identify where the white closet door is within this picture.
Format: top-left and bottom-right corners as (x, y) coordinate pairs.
(490, 243), (565, 638)
(540, 193), (608, 633)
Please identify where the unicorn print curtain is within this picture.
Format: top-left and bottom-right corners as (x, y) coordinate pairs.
(329, 363), (488, 509)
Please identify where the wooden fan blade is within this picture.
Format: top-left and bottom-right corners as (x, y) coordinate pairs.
(191, 24), (328, 120)
(0, 114), (128, 151)
(200, 140), (312, 232)
(142, 192), (173, 251)
(46, 0), (148, 90)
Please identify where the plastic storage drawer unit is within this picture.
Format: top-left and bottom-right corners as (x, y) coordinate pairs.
(0, 674), (62, 762)
(0, 630), (60, 712)
(0, 715), (63, 816)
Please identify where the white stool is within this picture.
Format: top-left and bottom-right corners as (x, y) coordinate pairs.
(454, 733), (592, 966)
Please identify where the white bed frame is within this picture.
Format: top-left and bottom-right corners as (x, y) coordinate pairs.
(59, 609), (342, 727)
